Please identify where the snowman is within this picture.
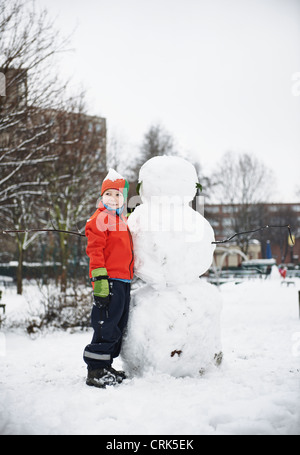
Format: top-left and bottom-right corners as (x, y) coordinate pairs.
(121, 156), (222, 377)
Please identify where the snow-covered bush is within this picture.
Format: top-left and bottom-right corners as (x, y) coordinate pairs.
(1, 279), (92, 333)
(25, 283), (93, 333)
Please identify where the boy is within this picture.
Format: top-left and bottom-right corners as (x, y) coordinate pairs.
(83, 169), (134, 388)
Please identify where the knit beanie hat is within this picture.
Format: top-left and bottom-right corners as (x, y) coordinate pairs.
(101, 168), (129, 200)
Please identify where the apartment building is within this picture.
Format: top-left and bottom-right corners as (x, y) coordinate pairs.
(0, 67), (106, 163)
(205, 203), (300, 265)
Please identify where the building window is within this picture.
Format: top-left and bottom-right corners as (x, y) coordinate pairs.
(222, 218), (233, 227)
(268, 205), (278, 212)
(209, 219), (220, 227)
(205, 206), (220, 214)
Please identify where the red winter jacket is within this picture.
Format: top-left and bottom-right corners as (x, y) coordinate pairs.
(85, 202), (134, 281)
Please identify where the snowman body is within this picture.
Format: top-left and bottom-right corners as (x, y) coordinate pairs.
(121, 156), (222, 377)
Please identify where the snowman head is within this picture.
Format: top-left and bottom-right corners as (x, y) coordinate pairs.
(138, 156), (198, 204)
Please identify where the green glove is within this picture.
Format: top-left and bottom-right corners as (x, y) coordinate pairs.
(92, 268), (110, 308)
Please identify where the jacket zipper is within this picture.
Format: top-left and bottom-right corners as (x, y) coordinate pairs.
(128, 228), (134, 279)
(119, 212), (134, 280)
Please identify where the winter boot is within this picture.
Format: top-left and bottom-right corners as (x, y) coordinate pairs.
(86, 368), (119, 388)
(108, 366), (126, 382)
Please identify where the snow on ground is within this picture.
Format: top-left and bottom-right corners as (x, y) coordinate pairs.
(0, 278), (300, 435)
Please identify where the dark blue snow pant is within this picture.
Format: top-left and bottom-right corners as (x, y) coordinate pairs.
(83, 279), (131, 371)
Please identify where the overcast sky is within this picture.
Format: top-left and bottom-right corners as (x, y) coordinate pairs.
(38, 0), (300, 202)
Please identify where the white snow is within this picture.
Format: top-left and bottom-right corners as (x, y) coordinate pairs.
(1, 156), (299, 435)
(0, 279), (299, 435)
(103, 168), (125, 182)
(128, 203), (216, 285)
(129, 156), (216, 286)
(124, 156), (220, 377)
(121, 280), (222, 377)
(138, 155), (198, 201)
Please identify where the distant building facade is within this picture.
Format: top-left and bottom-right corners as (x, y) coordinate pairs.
(205, 203), (300, 266)
(0, 67), (106, 167)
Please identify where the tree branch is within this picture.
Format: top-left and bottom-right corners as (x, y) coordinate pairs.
(1, 227), (85, 237)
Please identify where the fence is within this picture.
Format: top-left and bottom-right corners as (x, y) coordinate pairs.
(0, 260), (90, 285)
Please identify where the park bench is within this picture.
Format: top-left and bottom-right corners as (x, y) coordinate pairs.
(281, 280), (296, 287)
(0, 278), (14, 288)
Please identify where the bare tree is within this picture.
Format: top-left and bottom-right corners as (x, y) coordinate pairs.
(212, 151), (273, 206)
(0, 0), (73, 293)
(140, 123), (176, 162)
(211, 151), (274, 253)
(0, 0), (71, 208)
(42, 97), (106, 293)
(192, 160), (213, 199)
(123, 122), (177, 198)
(130, 123), (177, 182)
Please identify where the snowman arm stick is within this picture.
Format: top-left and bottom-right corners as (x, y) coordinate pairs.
(1, 228), (86, 237)
(1, 224), (294, 245)
(212, 224), (294, 245)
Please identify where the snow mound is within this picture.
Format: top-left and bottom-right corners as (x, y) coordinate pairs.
(103, 168), (125, 181)
(122, 280), (222, 377)
(1, 279), (300, 435)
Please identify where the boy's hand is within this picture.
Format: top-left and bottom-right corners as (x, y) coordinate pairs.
(91, 267), (110, 309)
(94, 294), (110, 309)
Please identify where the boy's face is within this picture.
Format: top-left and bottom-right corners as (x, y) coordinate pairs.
(102, 189), (124, 209)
